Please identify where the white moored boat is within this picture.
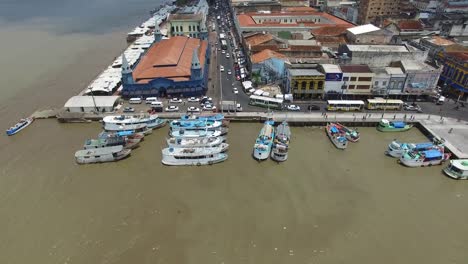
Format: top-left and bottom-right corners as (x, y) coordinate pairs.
(443, 159), (468, 180)
(161, 144), (229, 166)
(170, 129), (223, 138)
(103, 114), (165, 131)
(271, 121), (291, 162)
(386, 140), (443, 158)
(75, 145), (131, 164)
(399, 147), (451, 167)
(170, 119), (223, 131)
(6, 117), (34, 136)
(167, 136), (226, 148)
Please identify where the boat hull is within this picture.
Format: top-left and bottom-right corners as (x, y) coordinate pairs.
(443, 167), (468, 180)
(399, 154), (450, 167)
(253, 146), (271, 161)
(377, 126), (412, 132)
(271, 149), (288, 162)
(162, 153), (228, 166)
(326, 125), (348, 150)
(75, 149), (131, 164)
(148, 119), (166, 129)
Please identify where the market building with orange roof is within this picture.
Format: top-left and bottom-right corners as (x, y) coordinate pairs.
(121, 35), (210, 98)
(234, 9), (354, 35)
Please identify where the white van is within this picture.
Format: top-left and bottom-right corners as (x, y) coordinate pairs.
(129, 98), (142, 104)
(150, 101), (164, 112)
(145, 97), (158, 104)
(436, 96), (445, 105)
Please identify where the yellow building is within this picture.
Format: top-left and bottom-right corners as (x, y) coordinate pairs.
(436, 51), (468, 99)
(286, 69), (325, 99)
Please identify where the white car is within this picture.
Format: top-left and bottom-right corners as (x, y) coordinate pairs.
(170, 98), (183, 103)
(187, 106), (201, 113)
(227, 70), (231, 75)
(202, 104), (217, 111)
(233, 87), (238, 92)
(220, 66), (225, 72)
(226, 53), (230, 58)
(221, 50), (226, 54)
(187, 97), (200, 102)
(236, 103), (243, 112)
(287, 104), (301, 111)
(165, 105), (179, 112)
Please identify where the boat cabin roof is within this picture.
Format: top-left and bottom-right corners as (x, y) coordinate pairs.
(415, 142), (434, 150)
(423, 149), (442, 158)
(75, 145), (123, 156)
(392, 121), (406, 128)
(451, 159), (468, 170)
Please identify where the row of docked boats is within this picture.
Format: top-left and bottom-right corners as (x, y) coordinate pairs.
(384, 137), (468, 179)
(326, 123), (360, 149)
(74, 114), (166, 164)
(162, 114), (229, 166)
(253, 120), (291, 162)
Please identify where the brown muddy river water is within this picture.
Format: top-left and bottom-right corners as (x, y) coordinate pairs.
(0, 122), (466, 264)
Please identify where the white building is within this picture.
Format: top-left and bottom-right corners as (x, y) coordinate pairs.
(64, 96), (120, 113)
(320, 64), (344, 94)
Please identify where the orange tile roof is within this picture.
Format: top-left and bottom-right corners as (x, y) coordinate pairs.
(429, 36), (456, 46)
(238, 11), (353, 28)
(237, 14), (256, 27)
(311, 25), (353, 36)
(133, 36), (207, 83)
(245, 33), (274, 47)
(398, 20), (423, 31)
(251, 49), (287, 64)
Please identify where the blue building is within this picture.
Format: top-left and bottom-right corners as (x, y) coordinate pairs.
(121, 31), (210, 98)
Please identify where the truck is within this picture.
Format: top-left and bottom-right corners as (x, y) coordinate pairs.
(220, 101), (243, 112)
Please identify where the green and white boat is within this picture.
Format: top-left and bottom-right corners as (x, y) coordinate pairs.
(443, 159), (468, 180)
(377, 119), (412, 132)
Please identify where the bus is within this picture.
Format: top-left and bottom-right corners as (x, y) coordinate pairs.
(366, 98), (404, 110)
(221, 40), (227, 50)
(249, 95), (283, 110)
(326, 100), (365, 111)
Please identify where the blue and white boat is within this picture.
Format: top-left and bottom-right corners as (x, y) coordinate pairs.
(6, 117), (34, 136)
(386, 139), (444, 158)
(253, 120), (275, 160)
(399, 147), (451, 167)
(103, 114), (166, 131)
(180, 114), (224, 121)
(170, 119), (222, 131)
(326, 123), (348, 149)
(170, 129), (223, 138)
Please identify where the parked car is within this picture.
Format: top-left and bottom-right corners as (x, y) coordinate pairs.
(202, 104), (217, 111)
(403, 103), (423, 112)
(287, 104), (301, 111)
(165, 105), (179, 112)
(220, 66), (225, 72)
(307, 104), (321, 111)
(170, 98), (183, 103)
(187, 106), (201, 113)
(200, 97), (213, 105)
(188, 97), (200, 102)
(123, 107), (135, 113)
